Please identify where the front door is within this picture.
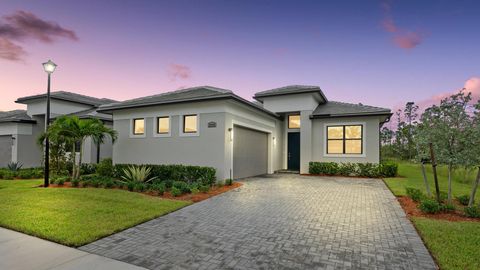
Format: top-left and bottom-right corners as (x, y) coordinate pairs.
(287, 132), (300, 171)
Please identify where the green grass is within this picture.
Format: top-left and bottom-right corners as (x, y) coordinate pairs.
(413, 218), (480, 270)
(384, 162), (476, 197)
(0, 180), (190, 247)
(384, 162), (480, 270)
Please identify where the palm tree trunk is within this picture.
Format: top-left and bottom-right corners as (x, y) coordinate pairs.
(76, 141), (83, 179)
(71, 142), (76, 179)
(420, 161), (431, 196)
(468, 167), (480, 207)
(447, 163), (452, 204)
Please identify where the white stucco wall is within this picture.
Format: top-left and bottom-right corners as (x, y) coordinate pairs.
(26, 99), (93, 116)
(259, 93), (320, 112)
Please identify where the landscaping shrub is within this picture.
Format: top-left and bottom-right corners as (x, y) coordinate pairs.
(71, 179), (80, 187)
(441, 203), (456, 212)
(163, 179), (173, 189)
(114, 164), (216, 186)
(225, 178), (233, 186)
(190, 186), (199, 194)
(406, 188), (425, 202)
(456, 195), (471, 206)
(97, 158), (113, 177)
(1, 170), (15, 180)
(91, 180), (101, 188)
(81, 181), (89, 188)
(464, 206), (480, 218)
(127, 182), (135, 191)
(17, 170), (33, 179)
(7, 162), (23, 172)
(56, 178), (65, 186)
(171, 186), (182, 197)
(133, 182), (146, 192)
(150, 183), (166, 195)
(199, 185), (210, 193)
(419, 199), (441, 214)
(103, 179), (115, 188)
(80, 163), (97, 175)
(120, 165), (157, 183)
(309, 161), (399, 178)
(173, 181), (190, 194)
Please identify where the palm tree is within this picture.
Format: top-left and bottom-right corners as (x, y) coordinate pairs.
(43, 115), (117, 179)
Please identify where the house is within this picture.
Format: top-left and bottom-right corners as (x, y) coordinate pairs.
(98, 85), (391, 180)
(0, 91), (115, 168)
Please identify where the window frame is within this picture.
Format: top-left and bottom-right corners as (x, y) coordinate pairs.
(154, 116), (171, 137)
(324, 123), (364, 156)
(131, 118), (146, 137)
(288, 114), (301, 129)
(181, 114), (199, 136)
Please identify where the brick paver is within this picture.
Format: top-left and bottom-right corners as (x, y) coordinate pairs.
(80, 174), (437, 269)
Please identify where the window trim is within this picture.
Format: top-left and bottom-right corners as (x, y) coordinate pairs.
(154, 116), (171, 137)
(288, 114), (301, 129)
(180, 114), (199, 137)
(130, 118), (146, 138)
(323, 122), (365, 157)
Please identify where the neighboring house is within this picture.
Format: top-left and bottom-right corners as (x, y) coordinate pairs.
(98, 85), (391, 180)
(0, 91), (116, 168)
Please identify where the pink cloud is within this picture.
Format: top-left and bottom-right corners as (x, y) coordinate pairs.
(380, 1), (426, 50)
(0, 37), (26, 61)
(0, 10), (78, 61)
(167, 63), (191, 81)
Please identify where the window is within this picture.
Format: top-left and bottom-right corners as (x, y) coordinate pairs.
(133, 118), (145, 135)
(288, 114), (300, 129)
(183, 115), (197, 133)
(157, 116), (170, 134)
(326, 125), (362, 154)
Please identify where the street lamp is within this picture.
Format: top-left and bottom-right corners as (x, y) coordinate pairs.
(42, 60), (57, 187)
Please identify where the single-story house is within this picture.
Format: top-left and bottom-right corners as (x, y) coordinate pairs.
(97, 85), (391, 180)
(1, 85), (391, 180)
(0, 91), (115, 167)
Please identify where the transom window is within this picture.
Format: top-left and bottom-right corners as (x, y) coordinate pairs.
(183, 115), (198, 133)
(133, 118), (145, 135)
(326, 125), (363, 154)
(288, 114), (300, 129)
(157, 116), (170, 134)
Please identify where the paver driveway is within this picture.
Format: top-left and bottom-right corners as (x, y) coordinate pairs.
(80, 175), (436, 270)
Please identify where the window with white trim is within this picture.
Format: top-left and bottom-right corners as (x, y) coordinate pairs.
(133, 118), (145, 135)
(326, 125), (363, 154)
(157, 116), (170, 134)
(183, 115), (198, 133)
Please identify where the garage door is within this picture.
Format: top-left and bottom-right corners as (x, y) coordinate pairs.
(0, 135), (12, 168)
(233, 125), (268, 179)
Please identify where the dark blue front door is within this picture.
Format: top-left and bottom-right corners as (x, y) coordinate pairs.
(288, 132), (300, 171)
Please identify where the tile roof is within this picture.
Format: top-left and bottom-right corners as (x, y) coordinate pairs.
(51, 108), (113, 122)
(311, 101), (391, 118)
(254, 85), (327, 101)
(16, 91), (117, 106)
(98, 86), (280, 118)
(0, 110), (35, 123)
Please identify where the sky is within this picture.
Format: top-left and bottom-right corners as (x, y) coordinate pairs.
(0, 0), (479, 111)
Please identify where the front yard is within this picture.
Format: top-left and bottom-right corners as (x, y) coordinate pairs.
(384, 162), (480, 270)
(0, 179), (190, 247)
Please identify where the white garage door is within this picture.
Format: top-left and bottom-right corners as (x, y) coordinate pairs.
(233, 125), (268, 179)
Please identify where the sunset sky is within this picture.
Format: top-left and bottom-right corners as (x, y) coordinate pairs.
(1, 0), (479, 111)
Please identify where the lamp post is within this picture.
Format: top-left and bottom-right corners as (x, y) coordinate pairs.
(42, 60), (57, 187)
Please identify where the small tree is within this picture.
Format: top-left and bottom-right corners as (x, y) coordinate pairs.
(467, 100), (480, 207)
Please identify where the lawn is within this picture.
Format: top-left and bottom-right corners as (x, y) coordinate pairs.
(384, 162), (476, 197)
(0, 180), (190, 247)
(384, 163), (480, 270)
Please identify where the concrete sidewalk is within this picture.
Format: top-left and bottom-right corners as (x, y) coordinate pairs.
(0, 227), (146, 270)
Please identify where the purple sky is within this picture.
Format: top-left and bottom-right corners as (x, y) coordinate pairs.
(1, 0), (479, 111)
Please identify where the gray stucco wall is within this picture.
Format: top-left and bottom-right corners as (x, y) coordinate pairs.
(112, 113), (226, 180)
(0, 135), (12, 167)
(16, 116), (44, 168)
(311, 116), (381, 163)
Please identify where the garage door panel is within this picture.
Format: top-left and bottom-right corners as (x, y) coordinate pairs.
(0, 135), (12, 168)
(233, 126), (268, 179)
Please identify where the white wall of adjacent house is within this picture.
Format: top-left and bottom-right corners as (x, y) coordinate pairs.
(25, 99), (93, 116)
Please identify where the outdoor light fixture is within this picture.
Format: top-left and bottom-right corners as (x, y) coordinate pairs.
(42, 59), (57, 188)
(228, 127), (233, 142)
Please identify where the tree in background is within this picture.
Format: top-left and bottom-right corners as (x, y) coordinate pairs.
(467, 100), (480, 207)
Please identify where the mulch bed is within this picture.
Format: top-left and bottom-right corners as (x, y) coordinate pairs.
(45, 182), (243, 203)
(397, 196), (480, 222)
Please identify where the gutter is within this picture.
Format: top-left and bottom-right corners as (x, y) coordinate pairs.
(309, 112), (393, 119)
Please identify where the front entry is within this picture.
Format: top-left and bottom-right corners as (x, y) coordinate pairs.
(287, 132), (300, 171)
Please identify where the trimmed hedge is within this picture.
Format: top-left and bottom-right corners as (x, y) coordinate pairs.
(0, 168), (43, 180)
(309, 161), (398, 178)
(113, 164), (216, 186)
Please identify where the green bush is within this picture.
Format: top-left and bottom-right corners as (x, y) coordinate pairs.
(309, 162), (399, 178)
(71, 179), (80, 187)
(163, 179), (173, 189)
(456, 195), (471, 206)
(1, 171), (15, 180)
(406, 188), (425, 202)
(419, 199), (441, 214)
(81, 181), (89, 188)
(133, 182), (146, 192)
(171, 186), (182, 197)
(464, 206), (480, 218)
(225, 178), (233, 186)
(199, 185), (210, 193)
(80, 163), (97, 175)
(56, 178), (65, 186)
(173, 181), (190, 193)
(113, 164), (216, 186)
(17, 170), (33, 179)
(103, 179), (115, 188)
(97, 158), (113, 177)
(127, 182), (135, 191)
(91, 180), (101, 188)
(150, 183), (166, 195)
(441, 203), (456, 212)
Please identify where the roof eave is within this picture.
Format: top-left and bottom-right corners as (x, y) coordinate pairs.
(253, 89), (328, 103)
(309, 112), (392, 119)
(15, 96), (99, 107)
